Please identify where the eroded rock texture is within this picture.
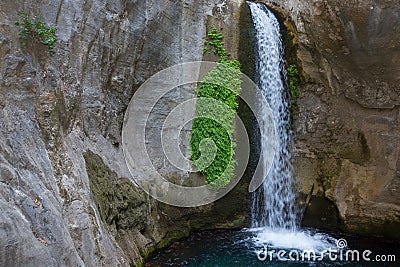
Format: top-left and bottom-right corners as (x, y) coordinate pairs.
(0, 0), (248, 266)
(263, 0), (400, 237)
(1, 0), (399, 265)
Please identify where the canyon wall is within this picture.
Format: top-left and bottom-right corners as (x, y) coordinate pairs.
(0, 0), (248, 266)
(0, 0), (399, 266)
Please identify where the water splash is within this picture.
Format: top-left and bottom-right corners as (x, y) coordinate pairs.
(249, 227), (338, 253)
(248, 2), (297, 230)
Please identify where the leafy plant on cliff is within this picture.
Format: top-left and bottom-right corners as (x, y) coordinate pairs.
(15, 11), (57, 55)
(190, 28), (242, 189)
(287, 64), (299, 107)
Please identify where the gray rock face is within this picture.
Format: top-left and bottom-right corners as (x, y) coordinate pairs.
(1, 0), (399, 265)
(0, 0), (247, 266)
(262, 0), (400, 237)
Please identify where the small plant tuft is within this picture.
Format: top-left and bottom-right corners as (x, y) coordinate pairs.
(204, 28), (227, 62)
(15, 11), (57, 55)
(287, 64), (299, 107)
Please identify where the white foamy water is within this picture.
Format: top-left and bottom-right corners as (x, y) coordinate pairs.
(249, 228), (338, 253)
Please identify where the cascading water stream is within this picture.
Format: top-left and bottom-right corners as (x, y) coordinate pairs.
(248, 2), (297, 231)
(247, 2), (339, 254)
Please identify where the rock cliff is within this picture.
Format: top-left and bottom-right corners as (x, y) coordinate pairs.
(0, 0), (247, 266)
(1, 0), (399, 266)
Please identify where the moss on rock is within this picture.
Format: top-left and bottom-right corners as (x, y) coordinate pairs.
(84, 151), (148, 233)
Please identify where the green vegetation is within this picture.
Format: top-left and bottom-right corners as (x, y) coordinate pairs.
(287, 64), (299, 107)
(204, 28), (231, 62)
(15, 11), (57, 55)
(190, 28), (242, 189)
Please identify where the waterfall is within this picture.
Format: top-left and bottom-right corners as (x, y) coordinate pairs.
(248, 2), (297, 231)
